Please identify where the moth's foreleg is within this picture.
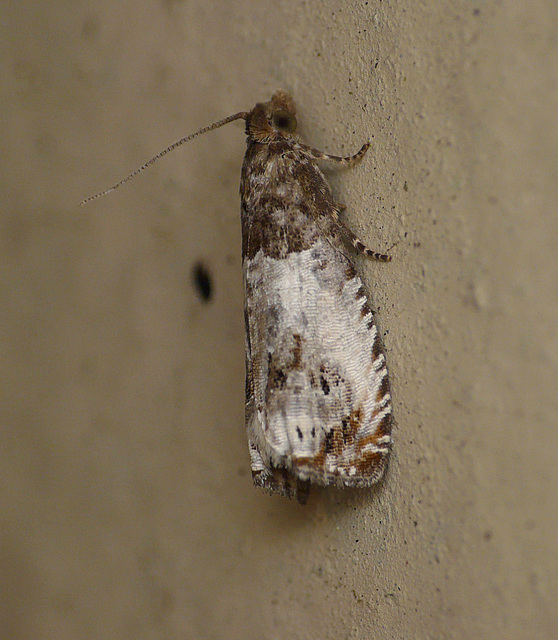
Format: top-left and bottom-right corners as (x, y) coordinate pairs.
(307, 141), (391, 261)
(305, 142), (370, 166)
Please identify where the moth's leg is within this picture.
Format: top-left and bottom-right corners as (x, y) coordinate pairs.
(305, 141), (390, 260)
(331, 206), (393, 262)
(303, 142), (370, 166)
(350, 235), (393, 262)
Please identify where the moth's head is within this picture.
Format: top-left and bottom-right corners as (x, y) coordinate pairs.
(245, 90), (298, 143)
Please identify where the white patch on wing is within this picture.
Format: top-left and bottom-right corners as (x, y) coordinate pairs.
(244, 237), (392, 486)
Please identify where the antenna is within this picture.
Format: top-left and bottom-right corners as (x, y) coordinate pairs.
(80, 111), (248, 205)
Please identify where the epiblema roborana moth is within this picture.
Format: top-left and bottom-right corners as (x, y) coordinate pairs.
(82, 91), (394, 504)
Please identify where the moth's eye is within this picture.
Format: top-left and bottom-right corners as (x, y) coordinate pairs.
(272, 110), (297, 133)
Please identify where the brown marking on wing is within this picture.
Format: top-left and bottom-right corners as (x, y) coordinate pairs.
(354, 450), (386, 476)
(376, 375), (390, 403)
(373, 412), (393, 439)
(267, 352), (288, 391)
(356, 429), (392, 452)
(356, 286), (367, 300)
(292, 404), (365, 471)
(341, 417), (353, 445)
(291, 334), (303, 369)
(361, 303), (371, 319)
(372, 337), (383, 361)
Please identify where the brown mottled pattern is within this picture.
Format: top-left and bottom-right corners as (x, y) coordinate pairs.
(354, 451), (386, 477)
(241, 142), (341, 260)
(298, 401), (391, 484)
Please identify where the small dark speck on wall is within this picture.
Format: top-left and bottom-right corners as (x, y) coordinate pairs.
(192, 261), (213, 302)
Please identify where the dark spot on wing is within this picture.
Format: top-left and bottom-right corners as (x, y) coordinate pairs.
(341, 417), (351, 443)
(376, 412), (393, 437)
(267, 353), (288, 391)
(372, 337), (383, 360)
(377, 375), (390, 402)
(291, 334), (303, 369)
(324, 430), (335, 454)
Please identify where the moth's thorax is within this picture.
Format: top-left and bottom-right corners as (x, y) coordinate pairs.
(240, 140), (306, 206)
(240, 140), (341, 261)
(241, 141), (320, 258)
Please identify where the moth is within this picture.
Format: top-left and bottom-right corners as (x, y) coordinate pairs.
(82, 91), (394, 504)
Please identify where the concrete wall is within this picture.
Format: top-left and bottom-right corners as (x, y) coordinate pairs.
(2, 1), (557, 638)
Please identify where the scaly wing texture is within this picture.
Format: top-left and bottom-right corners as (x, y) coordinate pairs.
(244, 237), (392, 499)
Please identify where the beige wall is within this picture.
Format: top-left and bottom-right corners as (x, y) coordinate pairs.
(1, 1), (557, 638)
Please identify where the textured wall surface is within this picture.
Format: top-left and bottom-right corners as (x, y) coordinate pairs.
(2, 1), (557, 639)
